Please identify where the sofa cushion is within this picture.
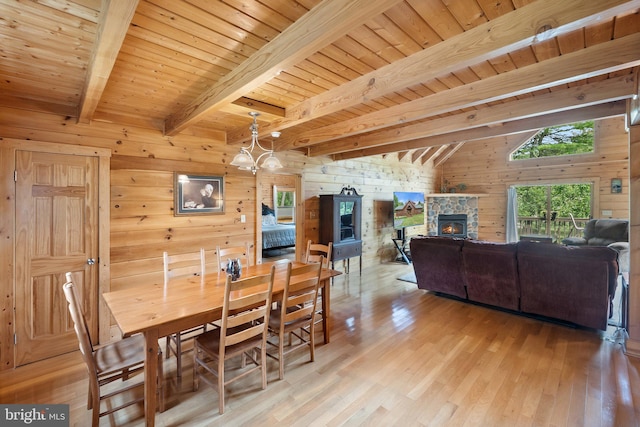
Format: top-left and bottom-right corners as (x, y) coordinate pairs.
(586, 219), (628, 246)
(462, 240), (520, 310)
(517, 241), (618, 330)
(410, 236), (467, 299)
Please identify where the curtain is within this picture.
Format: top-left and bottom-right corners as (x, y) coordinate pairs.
(506, 186), (519, 243)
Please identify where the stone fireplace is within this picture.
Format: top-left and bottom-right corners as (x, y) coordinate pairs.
(426, 194), (479, 239)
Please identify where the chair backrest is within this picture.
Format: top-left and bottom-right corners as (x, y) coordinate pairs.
(63, 274), (98, 381)
(163, 248), (205, 285)
(216, 243), (251, 271)
(278, 259), (324, 330)
(305, 240), (332, 269)
(219, 265), (275, 355)
(569, 213), (585, 231)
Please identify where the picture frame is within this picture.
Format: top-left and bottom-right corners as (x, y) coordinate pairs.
(174, 173), (224, 215)
(611, 178), (622, 194)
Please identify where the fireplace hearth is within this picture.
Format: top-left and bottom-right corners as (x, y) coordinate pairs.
(438, 214), (467, 238)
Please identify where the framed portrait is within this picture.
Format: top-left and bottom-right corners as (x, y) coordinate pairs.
(174, 173), (224, 215)
(611, 178), (622, 194)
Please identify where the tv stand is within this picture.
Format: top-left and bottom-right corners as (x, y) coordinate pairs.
(392, 237), (411, 264)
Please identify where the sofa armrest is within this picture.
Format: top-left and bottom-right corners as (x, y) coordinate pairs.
(561, 237), (587, 246)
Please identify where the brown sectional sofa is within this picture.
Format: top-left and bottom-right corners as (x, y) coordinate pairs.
(410, 236), (619, 330)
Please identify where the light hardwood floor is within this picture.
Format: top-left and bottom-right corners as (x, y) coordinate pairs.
(1, 262), (639, 426)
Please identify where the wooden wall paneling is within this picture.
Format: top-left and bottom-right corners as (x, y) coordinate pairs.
(626, 123), (640, 357)
(443, 117), (629, 241)
(0, 109), (435, 364)
(0, 145), (15, 370)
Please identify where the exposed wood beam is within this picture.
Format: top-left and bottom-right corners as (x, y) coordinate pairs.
(398, 151), (411, 161)
(433, 143), (465, 167)
(77, 0), (139, 124)
(296, 33), (640, 151)
(228, 0), (639, 145)
(163, 0), (403, 136)
(230, 98), (286, 118)
(411, 148), (431, 163)
(424, 146), (449, 165)
(333, 101), (627, 160)
(310, 74), (636, 157)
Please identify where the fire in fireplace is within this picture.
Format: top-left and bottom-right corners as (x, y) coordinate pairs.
(438, 214), (468, 238)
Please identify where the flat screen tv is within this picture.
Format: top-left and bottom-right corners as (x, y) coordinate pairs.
(393, 191), (425, 229)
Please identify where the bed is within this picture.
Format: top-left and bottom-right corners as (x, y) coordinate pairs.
(262, 213), (296, 250)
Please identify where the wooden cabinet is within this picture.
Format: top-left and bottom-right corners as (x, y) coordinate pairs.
(319, 187), (362, 273)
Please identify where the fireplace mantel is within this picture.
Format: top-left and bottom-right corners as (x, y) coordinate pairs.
(426, 193), (483, 197)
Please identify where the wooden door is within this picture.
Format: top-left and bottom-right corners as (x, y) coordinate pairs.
(15, 151), (99, 366)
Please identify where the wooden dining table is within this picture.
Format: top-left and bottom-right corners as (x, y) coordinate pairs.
(102, 260), (341, 427)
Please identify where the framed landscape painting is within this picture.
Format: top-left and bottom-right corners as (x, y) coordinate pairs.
(174, 173), (224, 215)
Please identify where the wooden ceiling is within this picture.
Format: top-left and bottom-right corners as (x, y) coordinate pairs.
(2, 0), (639, 164)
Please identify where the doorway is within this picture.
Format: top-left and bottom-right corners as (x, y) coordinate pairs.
(12, 145), (107, 367)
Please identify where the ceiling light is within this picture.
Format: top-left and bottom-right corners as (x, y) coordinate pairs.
(230, 112), (283, 174)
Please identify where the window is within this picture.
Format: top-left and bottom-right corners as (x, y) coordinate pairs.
(511, 121), (594, 160)
(515, 183), (592, 241)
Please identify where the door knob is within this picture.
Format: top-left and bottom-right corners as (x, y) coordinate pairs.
(87, 258), (96, 265)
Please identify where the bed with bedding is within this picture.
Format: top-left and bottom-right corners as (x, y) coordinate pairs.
(261, 208), (295, 250)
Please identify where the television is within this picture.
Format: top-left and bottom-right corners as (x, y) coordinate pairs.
(393, 191), (425, 230)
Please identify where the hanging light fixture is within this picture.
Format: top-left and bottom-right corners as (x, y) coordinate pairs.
(230, 112), (283, 174)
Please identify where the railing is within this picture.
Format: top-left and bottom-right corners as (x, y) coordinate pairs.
(517, 216), (588, 243)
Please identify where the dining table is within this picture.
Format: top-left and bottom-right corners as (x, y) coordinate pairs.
(102, 260), (341, 427)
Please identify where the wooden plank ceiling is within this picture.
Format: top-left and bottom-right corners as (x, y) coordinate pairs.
(1, 0), (639, 165)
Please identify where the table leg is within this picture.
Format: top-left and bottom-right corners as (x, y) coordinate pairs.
(321, 278), (330, 343)
(144, 330), (159, 427)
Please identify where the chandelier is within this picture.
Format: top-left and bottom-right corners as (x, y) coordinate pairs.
(230, 112), (283, 174)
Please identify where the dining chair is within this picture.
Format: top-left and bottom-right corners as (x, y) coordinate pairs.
(305, 240), (332, 269)
(63, 273), (164, 426)
(267, 259), (323, 380)
(304, 240), (332, 332)
(567, 213), (585, 238)
(193, 265), (275, 415)
(163, 248), (207, 381)
(216, 243), (251, 272)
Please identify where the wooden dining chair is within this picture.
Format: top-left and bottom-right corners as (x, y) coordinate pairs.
(216, 243), (251, 272)
(305, 240), (332, 332)
(63, 273), (164, 426)
(305, 240), (332, 269)
(163, 248), (207, 381)
(267, 259), (323, 380)
(193, 265), (275, 415)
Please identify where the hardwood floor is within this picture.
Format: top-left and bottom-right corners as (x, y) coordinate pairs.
(1, 262), (639, 426)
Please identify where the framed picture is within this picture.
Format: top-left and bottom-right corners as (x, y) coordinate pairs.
(611, 178), (622, 194)
(174, 173), (224, 215)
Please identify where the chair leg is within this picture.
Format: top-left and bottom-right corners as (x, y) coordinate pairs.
(218, 357), (225, 414)
(279, 333), (285, 380)
(165, 336), (171, 359)
(175, 332), (182, 380)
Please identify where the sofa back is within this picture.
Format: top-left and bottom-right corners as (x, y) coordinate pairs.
(462, 240), (520, 310)
(584, 219), (628, 246)
(410, 236), (467, 298)
(517, 240), (618, 330)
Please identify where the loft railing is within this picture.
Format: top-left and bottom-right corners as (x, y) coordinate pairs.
(517, 216), (588, 243)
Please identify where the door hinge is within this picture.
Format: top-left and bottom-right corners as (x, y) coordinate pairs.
(14, 170), (17, 182)
(14, 334), (17, 345)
